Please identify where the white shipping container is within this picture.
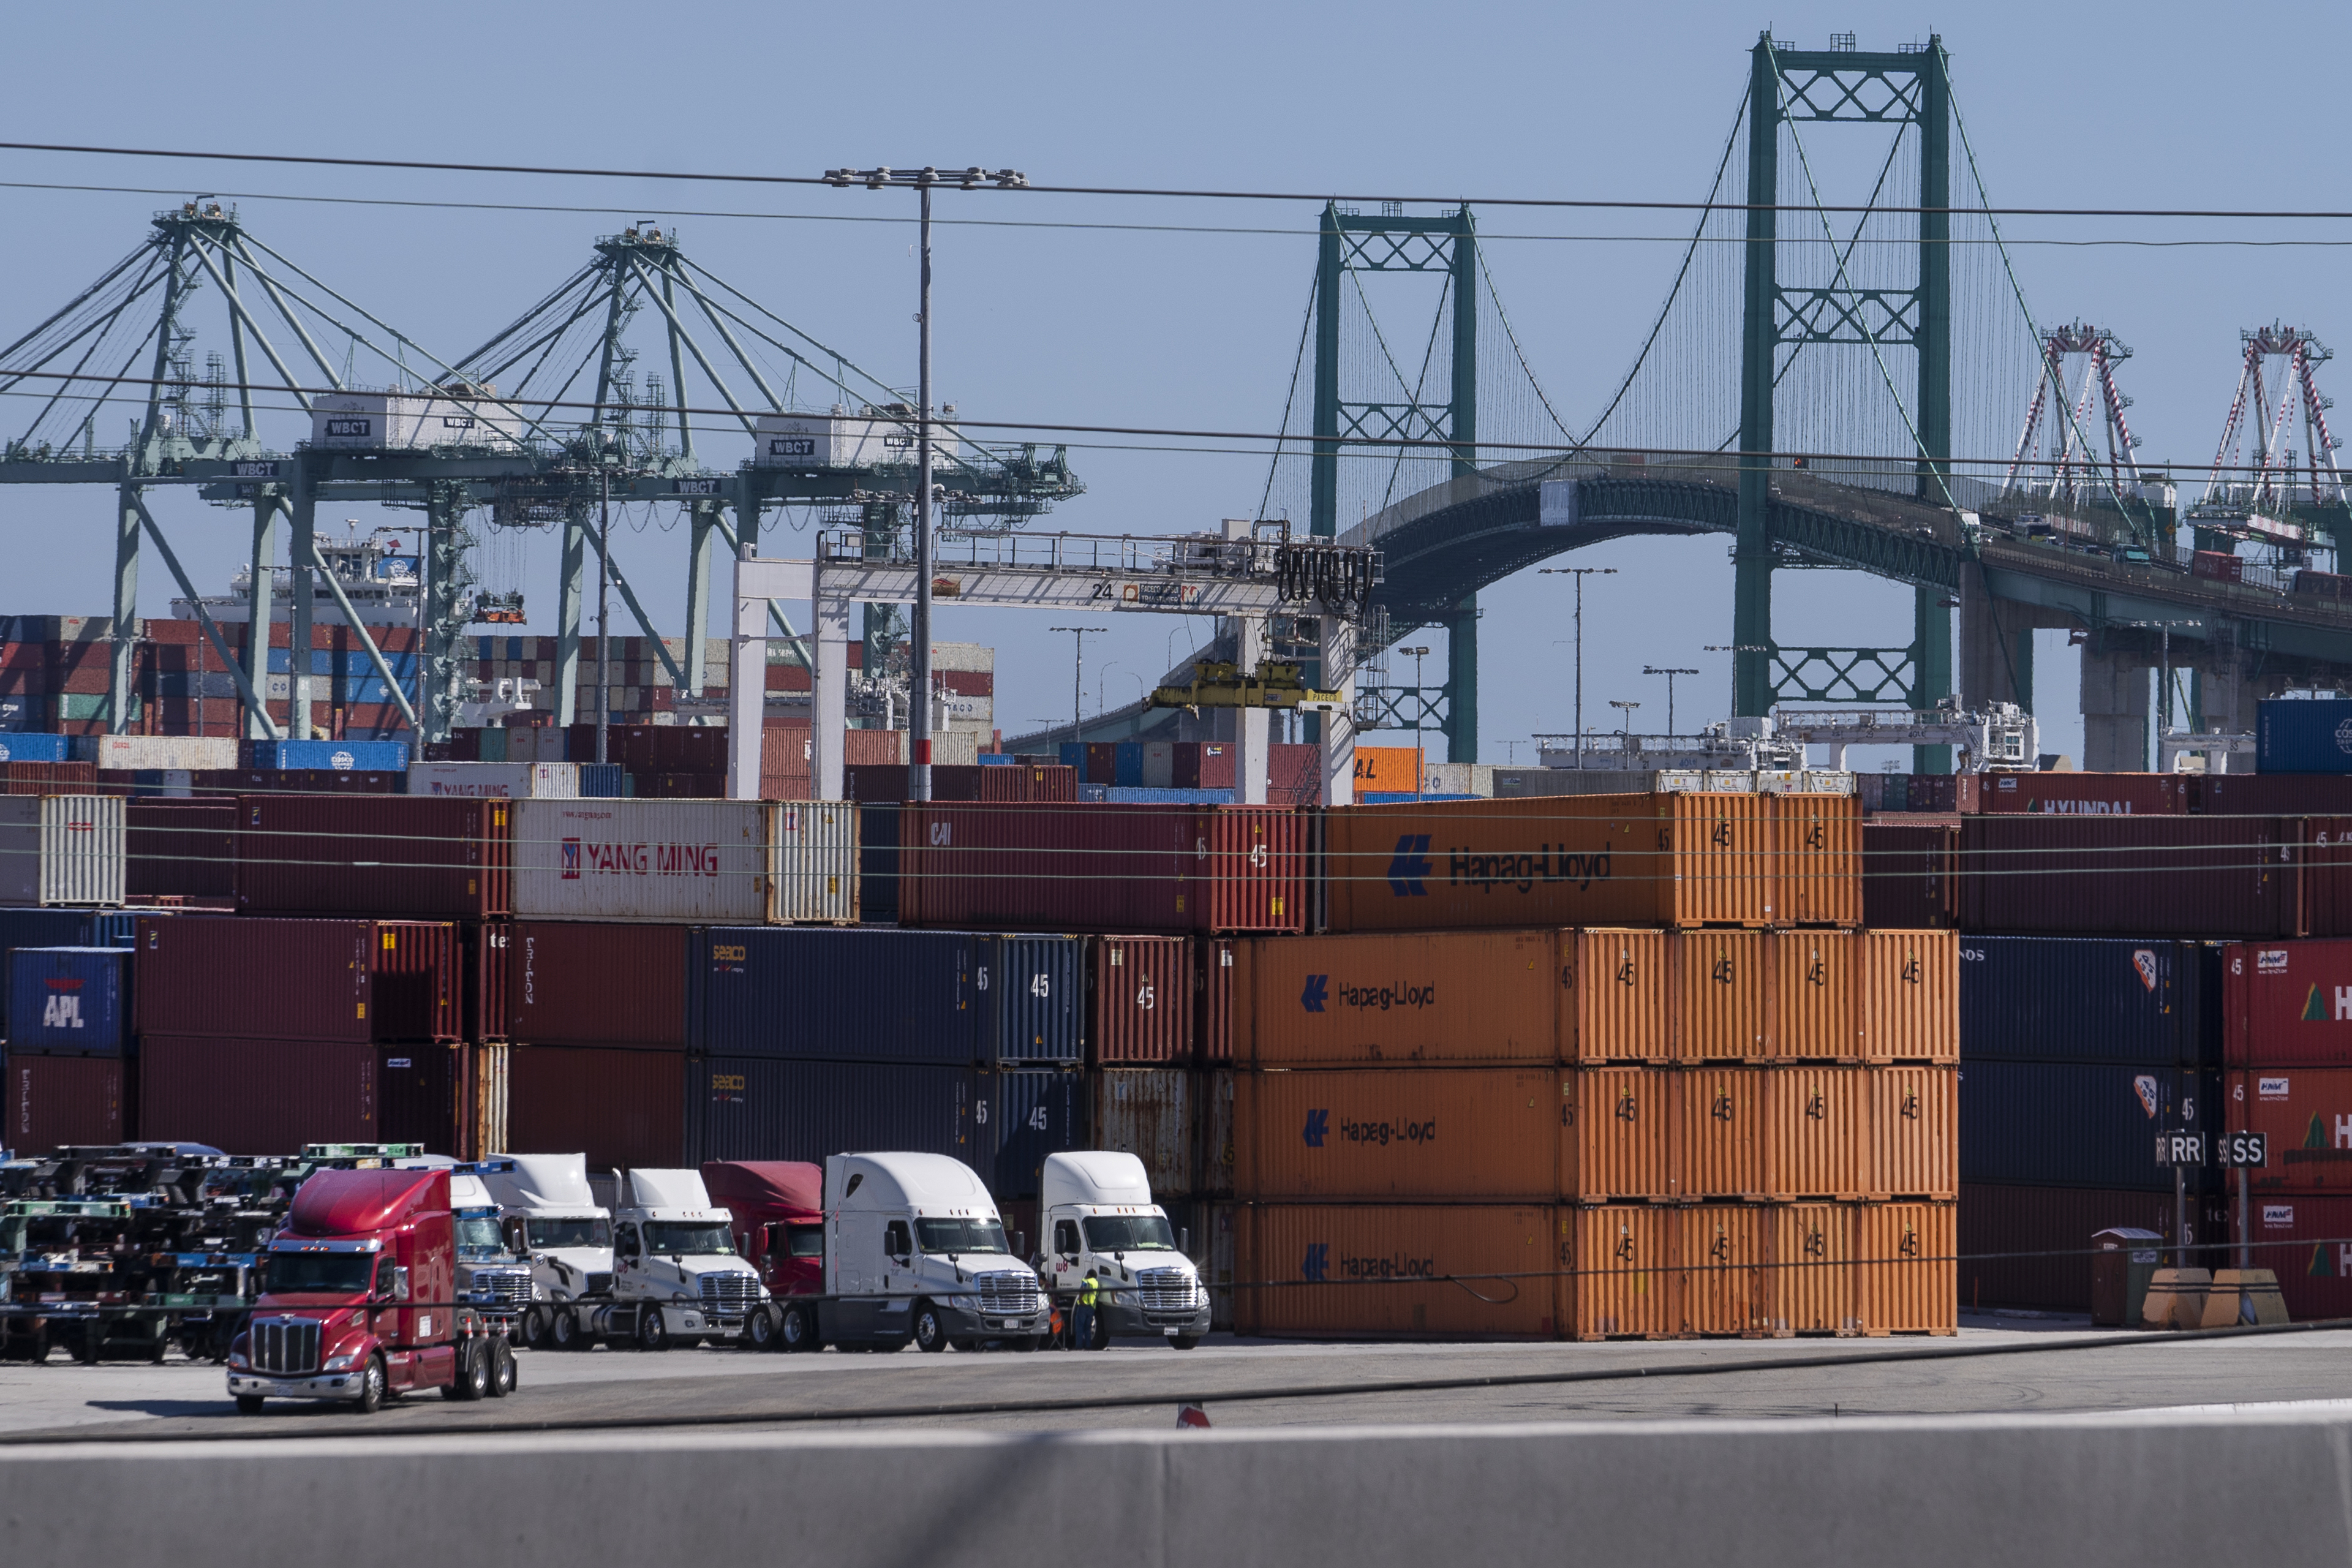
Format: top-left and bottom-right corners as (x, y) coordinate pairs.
(310, 390), (524, 451)
(764, 801), (860, 924)
(510, 799), (767, 923)
(748, 409), (964, 469)
(0, 794), (125, 907)
(75, 735), (239, 771)
(409, 762), (580, 800)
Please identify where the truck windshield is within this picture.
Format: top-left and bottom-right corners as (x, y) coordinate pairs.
(643, 1223), (734, 1256)
(916, 1218), (1009, 1254)
(787, 1225), (824, 1259)
(454, 1214), (505, 1261)
(524, 1217), (611, 1250)
(1082, 1215), (1177, 1253)
(265, 1251), (376, 1294)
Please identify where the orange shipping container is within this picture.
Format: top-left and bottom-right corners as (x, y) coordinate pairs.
(1232, 1067), (1558, 1201)
(1768, 792), (1863, 927)
(1869, 1065), (1958, 1199)
(1764, 1065), (1869, 1198)
(1560, 1066), (1674, 1202)
(1857, 929), (1959, 1062)
(1858, 1200), (1957, 1335)
(1561, 929), (1672, 1061)
(1679, 1064), (1766, 1199)
(1678, 1204), (1770, 1336)
(1770, 930), (1860, 1060)
(1238, 929), (1560, 1067)
(1323, 793), (1777, 933)
(1349, 745), (1423, 794)
(1563, 1205), (1679, 1339)
(1675, 930), (1768, 1060)
(1766, 1202), (1858, 1335)
(1235, 1203), (1556, 1338)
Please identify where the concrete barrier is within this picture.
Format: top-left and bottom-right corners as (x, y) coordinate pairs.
(4, 1406), (2349, 1566)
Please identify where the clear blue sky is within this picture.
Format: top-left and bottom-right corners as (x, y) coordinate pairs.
(1, 1), (2345, 765)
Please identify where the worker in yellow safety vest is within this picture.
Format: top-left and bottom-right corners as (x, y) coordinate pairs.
(1072, 1270), (1099, 1352)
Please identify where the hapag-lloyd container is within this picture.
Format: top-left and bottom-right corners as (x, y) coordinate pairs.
(1232, 1066), (1557, 1201)
(1860, 930), (1960, 1063)
(766, 801), (859, 924)
(692, 927), (979, 1065)
(1562, 929), (1672, 1061)
(1967, 772), (2188, 815)
(137, 1036), (378, 1152)
(507, 921), (688, 1050)
(1237, 929), (1564, 1068)
(1955, 816), (2293, 938)
(1856, 1200), (1957, 1334)
(1092, 1068), (1193, 1196)
(2227, 1067), (2352, 1191)
(1860, 820), (1958, 929)
(1089, 935), (1194, 1065)
(132, 915), (458, 1043)
(1673, 930), (1768, 1060)
(1763, 1065), (1868, 1198)
(1235, 1204), (1558, 1338)
(1870, 1065), (1957, 1199)
(1561, 1066), (1673, 1201)
(1767, 1202), (1858, 1335)
(1679, 1065), (1765, 1199)
(898, 803), (1306, 934)
(1771, 791), (1863, 925)
(512, 799), (764, 924)
(7, 1053), (123, 1148)
(408, 762), (582, 799)
(2222, 939), (2352, 1066)
(1679, 1204), (1770, 1336)
(1773, 930), (1860, 1060)
(0, 794), (123, 908)
(1562, 1204), (1678, 1338)
(126, 798), (236, 899)
(504, 1043), (682, 1169)
(5, 948), (129, 1055)
(1959, 935), (2210, 1065)
(688, 1057), (973, 1167)
(234, 796), (510, 919)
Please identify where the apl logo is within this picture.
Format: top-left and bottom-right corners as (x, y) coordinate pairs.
(1302, 1109), (1330, 1148)
(41, 989), (82, 1029)
(560, 837), (582, 879)
(2131, 950), (2158, 993)
(1386, 834), (1432, 897)
(1302, 1243), (1329, 1283)
(1300, 974), (1329, 1013)
(2132, 1074), (2160, 1119)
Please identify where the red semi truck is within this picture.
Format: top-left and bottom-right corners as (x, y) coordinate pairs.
(226, 1167), (516, 1414)
(702, 1160), (823, 1345)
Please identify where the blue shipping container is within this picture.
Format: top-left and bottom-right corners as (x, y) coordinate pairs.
(689, 1057), (973, 1166)
(1078, 784), (1109, 803)
(692, 927), (979, 1063)
(1959, 936), (2215, 1066)
(978, 755), (1014, 766)
(0, 908), (105, 1023)
(0, 733), (70, 763)
(982, 1068), (1086, 1199)
(578, 763), (627, 799)
(1114, 742), (1144, 787)
(859, 805), (901, 924)
(6, 948), (130, 1055)
(1959, 1061), (2220, 1193)
(2257, 697), (2352, 774)
(1059, 743), (1084, 771)
(978, 935), (1085, 1065)
(244, 739), (410, 772)
(1101, 787), (1233, 805)
(0, 696), (34, 733)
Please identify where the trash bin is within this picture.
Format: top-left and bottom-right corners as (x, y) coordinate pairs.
(2090, 1227), (2163, 1327)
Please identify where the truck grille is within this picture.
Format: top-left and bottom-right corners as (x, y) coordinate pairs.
(698, 1272), (760, 1321)
(470, 1268), (533, 1310)
(977, 1272), (1041, 1316)
(583, 1272), (613, 1297)
(1138, 1268), (1197, 1313)
(252, 1317), (320, 1376)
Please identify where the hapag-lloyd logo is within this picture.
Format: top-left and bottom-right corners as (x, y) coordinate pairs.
(558, 836), (723, 880)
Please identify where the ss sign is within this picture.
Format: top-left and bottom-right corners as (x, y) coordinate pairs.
(2216, 1131), (2269, 1169)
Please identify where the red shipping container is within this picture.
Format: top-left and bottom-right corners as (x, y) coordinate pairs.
(940, 670), (993, 697)
(1966, 772), (2187, 815)
(505, 1043), (682, 1169)
(1197, 936), (1238, 1063)
(1088, 935), (1194, 1064)
(2244, 1193), (2352, 1322)
(466, 922), (511, 1044)
(1905, 775), (1959, 813)
(235, 794), (511, 919)
(1862, 821), (1958, 929)
(1959, 1183), (2226, 1314)
(507, 921), (688, 1050)
(899, 803), (1307, 935)
(1956, 815), (2295, 938)
(137, 1036), (378, 1153)
(127, 799), (238, 899)
(978, 764), (1077, 804)
(7, 1054), (123, 1152)
(2197, 774), (2352, 817)
(1084, 743), (1119, 786)
(0, 761), (96, 796)
(2228, 1068), (2352, 1192)
(2222, 940), (2352, 1066)
(844, 765), (985, 804)
(1173, 742), (1234, 791)
(134, 915), (458, 1043)
(1268, 743), (1319, 807)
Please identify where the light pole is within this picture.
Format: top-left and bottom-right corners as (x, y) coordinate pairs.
(1643, 665), (1700, 737)
(1051, 624), (1105, 745)
(1705, 644), (1770, 728)
(1608, 698), (1642, 736)
(2121, 618), (2201, 761)
(1540, 566), (1616, 768)
(1397, 645), (1431, 733)
(596, 466), (612, 766)
(825, 165), (1027, 802)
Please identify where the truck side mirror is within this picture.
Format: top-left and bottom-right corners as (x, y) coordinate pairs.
(1182, 1228), (1191, 1257)
(1013, 1232), (1025, 1261)
(391, 1265), (411, 1303)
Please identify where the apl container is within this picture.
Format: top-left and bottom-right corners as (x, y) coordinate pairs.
(234, 795), (510, 919)
(689, 1056), (974, 1167)
(1092, 1068), (1194, 1196)
(137, 1036), (378, 1153)
(0, 794), (124, 908)
(506, 921), (688, 1050)
(1959, 936), (2212, 1066)
(6, 948), (129, 1055)
(692, 927), (978, 1065)
(2256, 696), (2352, 774)
(2221, 939), (2352, 1066)
(1961, 1060), (2216, 1192)
(505, 1043), (684, 1170)
(0, 908), (108, 1025)
(134, 915), (458, 1044)
(981, 1067), (1085, 1198)
(511, 799), (766, 924)
(126, 799), (237, 899)
(1233, 1066), (1558, 1202)
(6, 1051), (123, 1150)
(1088, 935), (1194, 1065)
(1235, 1203), (1558, 1339)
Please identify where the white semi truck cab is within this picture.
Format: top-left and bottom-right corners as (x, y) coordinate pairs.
(478, 1152), (614, 1351)
(1037, 1151), (1210, 1349)
(609, 1168), (767, 1351)
(814, 1152), (1049, 1353)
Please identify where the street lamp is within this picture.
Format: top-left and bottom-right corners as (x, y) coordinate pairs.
(1608, 698), (1642, 736)
(2120, 619), (2202, 755)
(823, 165), (1027, 803)
(1398, 646), (1431, 731)
(1540, 566), (1616, 769)
(1643, 665), (1700, 737)
(1050, 625), (1106, 745)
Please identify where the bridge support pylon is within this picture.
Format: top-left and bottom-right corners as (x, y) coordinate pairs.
(2079, 646), (2151, 772)
(1443, 594), (1478, 764)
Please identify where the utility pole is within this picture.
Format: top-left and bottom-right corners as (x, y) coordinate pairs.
(596, 464), (612, 766)
(826, 164), (1028, 803)
(1540, 566), (1615, 767)
(1050, 624), (1104, 745)
(1643, 665), (1700, 737)
(1608, 699), (1642, 735)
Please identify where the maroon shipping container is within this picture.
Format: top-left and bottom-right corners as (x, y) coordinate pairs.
(2241, 1193), (2352, 1322)
(465, 922), (511, 1044)
(505, 1044), (683, 1169)
(1959, 1183), (2226, 1314)
(378, 1043), (460, 1155)
(126, 799), (238, 899)
(899, 803), (1308, 935)
(644, 772), (725, 799)
(845, 765), (984, 804)
(2221, 939), (2352, 1066)
(1267, 743), (1319, 807)
(1197, 936), (1238, 1064)
(134, 915), (458, 1043)
(137, 1036), (377, 1153)
(235, 794), (511, 919)
(1089, 935), (1194, 1064)
(979, 764), (1078, 804)
(1904, 774), (1959, 813)
(1084, 743), (1119, 786)
(1861, 821), (1959, 929)
(507, 921), (689, 1050)
(7, 1054), (123, 1152)
(1964, 772), (2187, 816)
(1956, 815), (2296, 937)
(2196, 774), (2352, 817)
(2191, 549), (2247, 585)
(0, 761), (96, 796)
(1173, 743), (1234, 791)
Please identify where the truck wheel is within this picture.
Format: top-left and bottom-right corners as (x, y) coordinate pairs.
(549, 1310), (578, 1352)
(353, 1355), (386, 1415)
(488, 1338), (516, 1397)
(746, 1307), (778, 1352)
(637, 1306), (671, 1352)
(521, 1305), (550, 1350)
(1171, 1336), (1202, 1351)
(445, 1340), (489, 1401)
(235, 1395), (265, 1415)
(780, 1304), (817, 1353)
(911, 1303), (949, 1353)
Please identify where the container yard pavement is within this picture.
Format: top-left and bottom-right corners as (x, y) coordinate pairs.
(6, 1319), (2351, 1441)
